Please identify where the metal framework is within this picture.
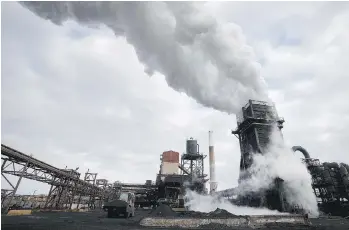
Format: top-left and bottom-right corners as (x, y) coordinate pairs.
(215, 99), (349, 216)
(113, 182), (158, 208)
(304, 158), (349, 216)
(96, 179), (109, 208)
(231, 100), (286, 211)
(1, 144), (109, 213)
(233, 100), (284, 178)
(181, 154), (206, 179)
(180, 138), (208, 194)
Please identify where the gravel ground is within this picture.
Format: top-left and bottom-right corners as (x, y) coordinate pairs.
(2, 209), (349, 230)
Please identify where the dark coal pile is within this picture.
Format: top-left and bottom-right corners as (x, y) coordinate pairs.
(149, 204), (178, 217)
(178, 208), (237, 218)
(197, 222), (234, 229)
(208, 208), (238, 218)
(265, 223), (324, 230)
(177, 211), (205, 218)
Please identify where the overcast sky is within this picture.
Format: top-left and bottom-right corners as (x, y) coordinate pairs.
(1, 1), (349, 195)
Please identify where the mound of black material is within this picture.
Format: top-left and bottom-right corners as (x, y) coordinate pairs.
(178, 208), (237, 218)
(208, 208), (237, 218)
(149, 204), (178, 217)
(179, 211), (206, 218)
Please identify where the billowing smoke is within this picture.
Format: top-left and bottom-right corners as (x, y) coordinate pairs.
(20, 1), (269, 114)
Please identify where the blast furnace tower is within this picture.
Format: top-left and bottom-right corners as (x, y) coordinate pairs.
(232, 100), (284, 179)
(232, 100), (286, 211)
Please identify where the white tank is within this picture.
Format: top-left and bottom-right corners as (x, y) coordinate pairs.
(161, 162), (179, 175)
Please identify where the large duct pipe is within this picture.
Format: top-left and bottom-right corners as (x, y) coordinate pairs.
(292, 146), (311, 159)
(209, 131), (218, 194)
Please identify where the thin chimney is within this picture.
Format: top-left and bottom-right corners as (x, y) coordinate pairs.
(209, 131), (217, 194)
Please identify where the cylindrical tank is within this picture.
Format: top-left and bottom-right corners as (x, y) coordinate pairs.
(186, 138), (198, 155)
(340, 164), (349, 175)
(327, 185), (336, 193)
(162, 151), (179, 163)
(342, 163), (349, 172)
(161, 162), (179, 175)
(145, 180), (152, 185)
(340, 167), (348, 176)
(328, 162), (339, 168)
(313, 167), (324, 174)
(343, 177), (349, 187)
(323, 167), (333, 184)
(340, 163), (349, 187)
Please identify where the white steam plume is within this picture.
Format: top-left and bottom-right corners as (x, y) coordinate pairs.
(185, 190), (286, 216)
(20, 1), (269, 114)
(236, 126), (319, 217)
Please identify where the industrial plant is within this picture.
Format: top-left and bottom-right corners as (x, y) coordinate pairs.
(1, 100), (349, 228)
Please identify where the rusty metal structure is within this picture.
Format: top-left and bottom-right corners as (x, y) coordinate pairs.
(232, 100), (284, 180)
(1, 144), (111, 213)
(230, 100), (286, 211)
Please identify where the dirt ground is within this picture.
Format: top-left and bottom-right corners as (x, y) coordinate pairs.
(1, 209), (349, 230)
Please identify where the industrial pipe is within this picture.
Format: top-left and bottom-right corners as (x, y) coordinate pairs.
(178, 165), (190, 175)
(209, 131), (217, 194)
(291, 146), (310, 159)
(339, 163), (349, 188)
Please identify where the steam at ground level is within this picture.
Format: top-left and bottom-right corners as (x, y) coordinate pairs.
(185, 190), (287, 216)
(185, 127), (319, 217)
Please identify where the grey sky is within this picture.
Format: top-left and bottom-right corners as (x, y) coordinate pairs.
(1, 1), (349, 195)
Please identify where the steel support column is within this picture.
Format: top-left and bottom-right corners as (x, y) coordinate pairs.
(1, 160), (28, 213)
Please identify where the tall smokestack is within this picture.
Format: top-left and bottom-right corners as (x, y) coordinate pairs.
(209, 131), (217, 194)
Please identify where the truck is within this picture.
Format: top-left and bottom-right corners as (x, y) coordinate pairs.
(103, 192), (135, 218)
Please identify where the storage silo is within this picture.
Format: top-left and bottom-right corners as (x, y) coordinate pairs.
(160, 150), (180, 175)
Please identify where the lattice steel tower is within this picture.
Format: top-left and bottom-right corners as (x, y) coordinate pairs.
(181, 138), (208, 194)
